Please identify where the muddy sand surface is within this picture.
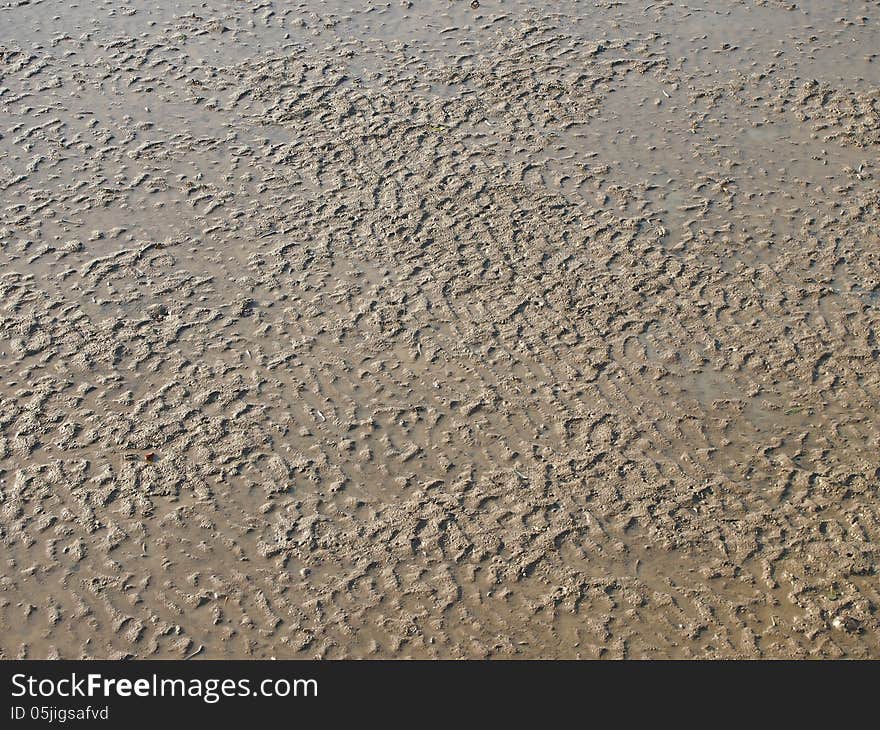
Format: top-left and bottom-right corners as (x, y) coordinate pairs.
(0, 0), (878, 658)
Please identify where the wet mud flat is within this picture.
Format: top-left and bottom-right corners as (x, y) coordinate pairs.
(0, 1), (878, 658)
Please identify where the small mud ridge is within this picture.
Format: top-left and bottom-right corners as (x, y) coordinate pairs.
(0, 1), (878, 658)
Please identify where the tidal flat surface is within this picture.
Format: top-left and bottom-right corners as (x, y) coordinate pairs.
(0, 0), (878, 658)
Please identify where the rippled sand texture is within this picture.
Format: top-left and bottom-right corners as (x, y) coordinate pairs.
(1, 0), (878, 658)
